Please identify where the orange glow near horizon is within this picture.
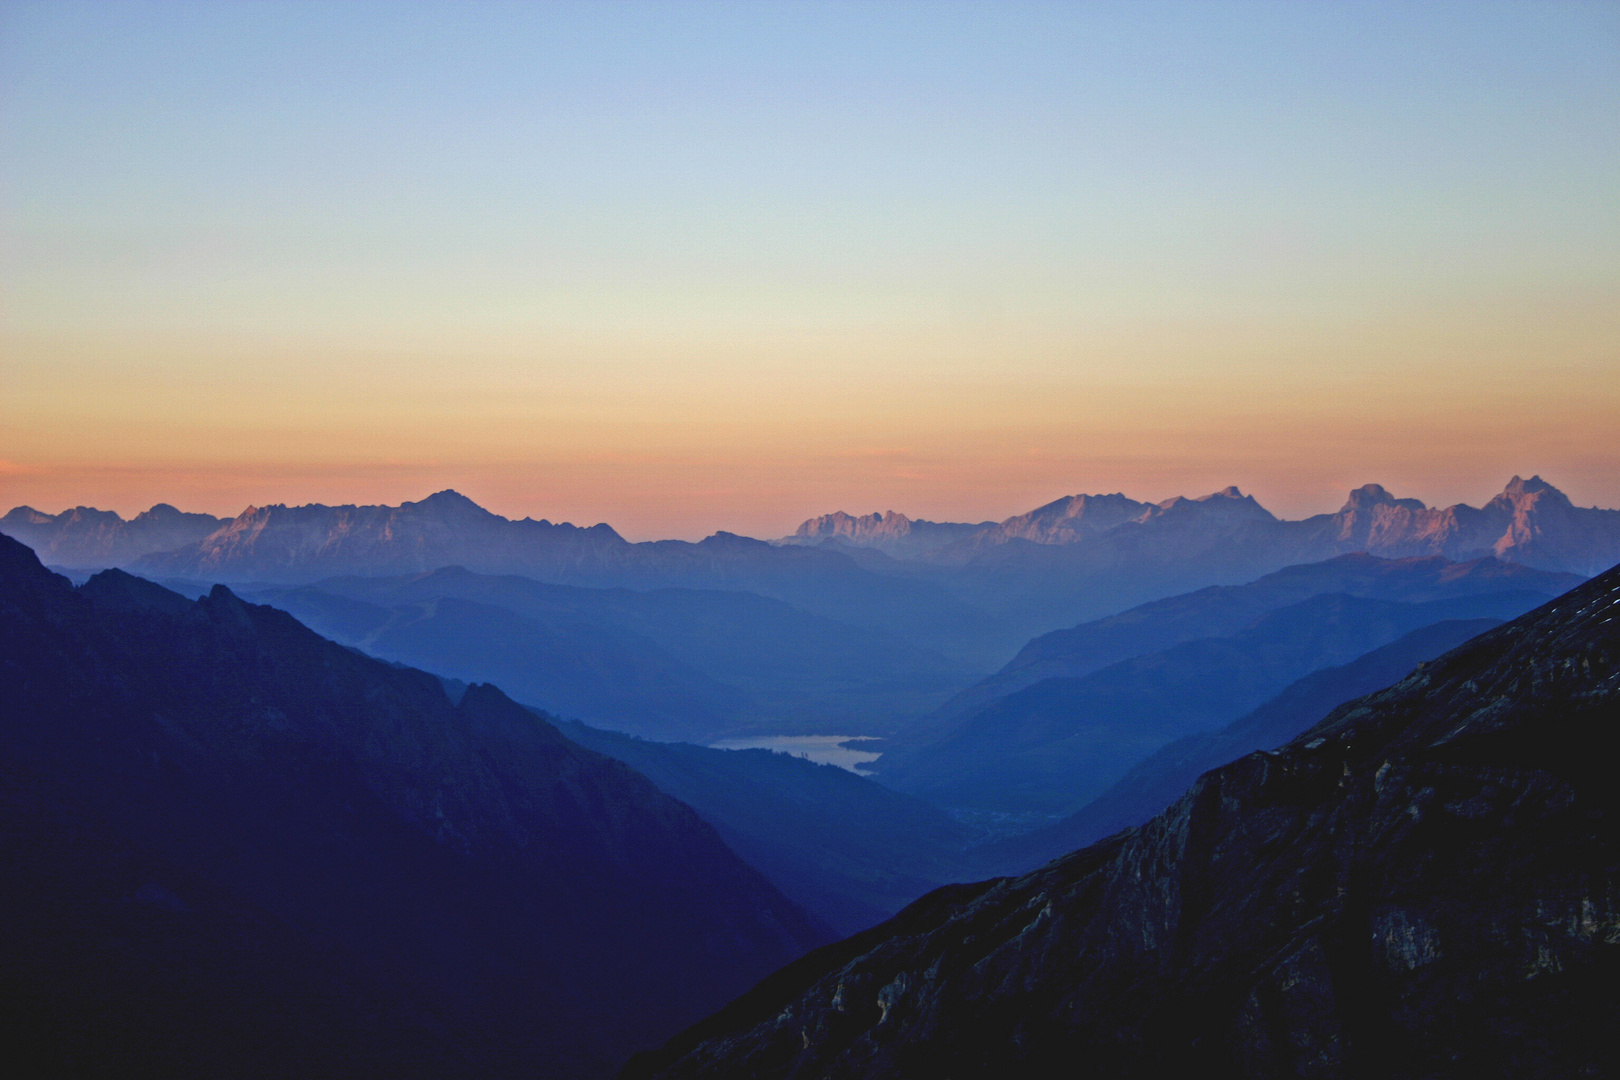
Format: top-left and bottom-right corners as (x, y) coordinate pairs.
(4, 4), (1616, 539)
(4, 288), (1618, 540)
(4, 292), (1616, 541)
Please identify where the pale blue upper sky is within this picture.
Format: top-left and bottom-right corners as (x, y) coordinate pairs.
(3, 1), (1617, 537)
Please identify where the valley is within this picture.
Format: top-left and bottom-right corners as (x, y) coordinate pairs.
(4, 476), (1618, 1076)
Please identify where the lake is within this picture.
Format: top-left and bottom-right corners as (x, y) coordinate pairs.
(709, 734), (883, 773)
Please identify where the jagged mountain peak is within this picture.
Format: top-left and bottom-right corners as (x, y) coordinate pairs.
(793, 509), (916, 540)
(0, 505), (53, 525)
(1496, 473), (1570, 505)
(408, 488), (493, 515)
(1150, 485), (1276, 521)
(1339, 483), (1428, 514)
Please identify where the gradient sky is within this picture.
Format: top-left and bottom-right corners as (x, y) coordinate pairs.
(3, 1), (1616, 539)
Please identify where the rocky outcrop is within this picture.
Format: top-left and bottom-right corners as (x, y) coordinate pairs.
(1306, 475), (1620, 574)
(626, 562), (1620, 1079)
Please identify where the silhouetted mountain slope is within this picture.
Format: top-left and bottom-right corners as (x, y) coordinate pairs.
(126, 492), (1013, 666)
(0, 502), (223, 568)
(625, 563), (1620, 1080)
(931, 554), (1581, 726)
(244, 566), (969, 739)
(877, 590), (1555, 816)
(973, 617), (1504, 876)
(560, 723), (981, 936)
(0, 538), (828, 1078)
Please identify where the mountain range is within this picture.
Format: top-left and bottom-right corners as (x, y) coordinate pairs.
(791, 477), (1620, 633)
(0, 502), (224, 567)
(7, 477), (1616, 662)
(786, 477), (1620, 576)
(625, 559), (1620, 1079)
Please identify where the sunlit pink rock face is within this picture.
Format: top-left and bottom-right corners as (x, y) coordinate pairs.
(786, 477), (1620, 577)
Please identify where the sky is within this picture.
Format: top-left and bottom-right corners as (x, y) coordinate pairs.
(2, 1), (1616, 540)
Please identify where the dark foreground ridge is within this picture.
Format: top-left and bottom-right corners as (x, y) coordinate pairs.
(625, 561), (1620, 1078)
(0, 535), (828, 1079)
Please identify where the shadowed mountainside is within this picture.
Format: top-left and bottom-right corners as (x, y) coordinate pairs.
(875, 588), (1560, 816)
(624, 562), (1620, 1080)
(237, 583), (747, 742)
(970, 617), (1504, 876)
(0, 536), (828, 1079)
(929, 553), (1583, 728)
(238, 567), (970, 742)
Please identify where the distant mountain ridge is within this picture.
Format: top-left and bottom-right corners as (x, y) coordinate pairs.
(143, 489), (625, 581)
(784, 476), (1620, 577)
(788, 511), (990, 558)
(109, 491), (1007, 665)
(0, 502), (224, 567)
(6, 477), (1616, 658)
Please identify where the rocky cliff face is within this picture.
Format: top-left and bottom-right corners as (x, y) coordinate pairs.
(982, 491), (1157, 545)
(1312, 475), (1620, 574)
(625, 562), (1620, 1079)
(788, 511), (989, 558)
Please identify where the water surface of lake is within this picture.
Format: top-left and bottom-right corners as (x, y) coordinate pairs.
(709, 735), (882, 772)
